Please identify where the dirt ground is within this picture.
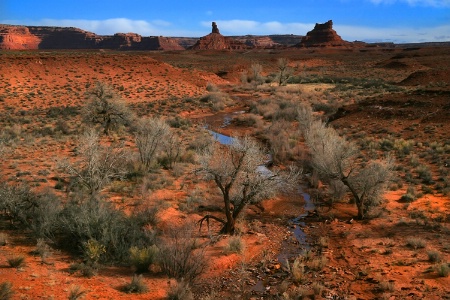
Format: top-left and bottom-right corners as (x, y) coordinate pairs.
(0, 46), (449, 299)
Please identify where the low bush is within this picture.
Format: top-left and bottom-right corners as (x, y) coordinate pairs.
(69, 262), (97, 278)
(436, 263), (449, 277)
(427, 250), (442, 262)
(158, 226), (206, 283)
(129, 245), (159, 273)
(406, 237), (426, 249)
(167, 280), (194, 300)
(400, 186), (417, 202)
(58, 198), (155, 262)
(224, 236), (244, 254)
(121, 275), (148, 294)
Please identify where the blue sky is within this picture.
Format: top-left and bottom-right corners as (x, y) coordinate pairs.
(1, 0), (449, 43)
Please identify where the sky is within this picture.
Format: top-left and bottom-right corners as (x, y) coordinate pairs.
(1, 0), (449, 43)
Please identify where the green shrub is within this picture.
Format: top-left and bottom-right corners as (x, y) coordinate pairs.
(58, 198), (155, 262)
(0, 282), (13, 300)
(400, 186), (417, 202)
(121, 275), (148, 294)
(416, 165), (433, 184)
(82, 239), (105, 266)
(436, 263), (449, 277)
(427, 250), (442, 262)
(129, 245), (159, 273)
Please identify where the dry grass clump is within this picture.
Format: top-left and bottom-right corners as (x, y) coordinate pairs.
(0, 282), (14, 300)
(7, 255), (26, 268)
(436, 263), (449, 277)
(68, 285), (87, 300)
(405, 237), (426, 249)
(224, 235), (244, 254)
(167, 280), (194, 300)
(427, 250), (442, 263)
(121, 275), (148, 294)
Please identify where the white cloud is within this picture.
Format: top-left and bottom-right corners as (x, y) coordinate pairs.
(201, 20), (313, 35)
(0, 18), (204, 37)
(369, 0), (450, 7)
(335, 23), (450, 43)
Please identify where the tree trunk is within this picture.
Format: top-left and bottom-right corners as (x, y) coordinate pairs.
(355, 200), (364, 220)
(221, 218), (236, 234)
(222, 192), (236, 234)
(342, 177), (365, 219)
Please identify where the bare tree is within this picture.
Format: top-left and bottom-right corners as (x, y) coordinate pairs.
(250, 63), (264, 86)
(277, 58), (293, 86)
(60, 129), (127, 197)
(299, 107), (393, 219)
(135, 117), (169, 172)
(83, 82), (133, 135)
(196, 136), (298, 234)
(161, 131), (183, 169)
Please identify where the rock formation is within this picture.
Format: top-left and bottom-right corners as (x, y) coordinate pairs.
(0, 24), (184, 50)
(190, 22), (248, 50)
(297, 20), (350, 47)
(0, 25), (40, 49)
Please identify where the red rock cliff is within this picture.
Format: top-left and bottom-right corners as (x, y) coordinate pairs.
(0, 24), (184, 50)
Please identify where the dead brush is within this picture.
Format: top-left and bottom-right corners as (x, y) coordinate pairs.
(286, 256), (306, 283)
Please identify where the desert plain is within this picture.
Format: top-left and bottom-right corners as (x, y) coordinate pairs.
(0, 43), (449, 300)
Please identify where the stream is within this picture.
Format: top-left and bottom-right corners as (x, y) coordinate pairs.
(205, 112), (315, 265)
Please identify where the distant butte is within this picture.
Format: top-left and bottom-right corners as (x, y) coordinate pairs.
(190, 22), (248, 50)
(297, 20), (351, 47)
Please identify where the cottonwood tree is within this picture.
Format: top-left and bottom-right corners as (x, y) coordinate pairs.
(135, 117), (170, 172)
(196, 135), (298, 234)
(298, 106), (393, 219)
(60, 129), (127, 197)
(83, 82), (133, 135)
